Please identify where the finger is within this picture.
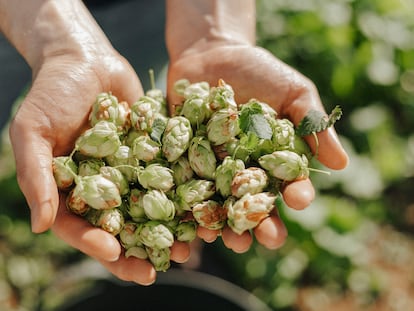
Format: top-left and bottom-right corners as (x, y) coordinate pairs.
(52, 194), (121, 262)
(282, 178), (315, 210)
(170, 241), (191, 263)
(197, 226), (220, 243)
(221, 226), (253, 253)
(9, 121), (58, 233)
(98, 255), (157, 286)
(254, 216), (287, 250)
(305, 127), (349, 170)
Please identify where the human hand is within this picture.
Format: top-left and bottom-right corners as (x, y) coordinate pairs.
(166, 42), (349, 252)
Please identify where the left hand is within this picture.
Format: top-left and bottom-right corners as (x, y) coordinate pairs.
(166, 42), (348, 252)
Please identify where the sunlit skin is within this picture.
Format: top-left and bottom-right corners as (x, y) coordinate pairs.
(0, 0), (348, 285)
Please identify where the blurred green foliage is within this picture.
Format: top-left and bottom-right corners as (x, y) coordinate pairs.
(1, 0), (414, 310)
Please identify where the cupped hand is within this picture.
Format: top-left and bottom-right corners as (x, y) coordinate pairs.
(9, 50), (190, 285)
(167, 42), (349, 252)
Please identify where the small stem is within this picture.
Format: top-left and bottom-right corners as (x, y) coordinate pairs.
(308, 167), (331, 175)
(149, 69), (156, 90)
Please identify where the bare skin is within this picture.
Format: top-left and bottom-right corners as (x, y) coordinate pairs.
(1, 0), (348, 285)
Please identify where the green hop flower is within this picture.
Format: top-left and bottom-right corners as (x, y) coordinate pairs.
(125, 246), (148, 259)
(119, 221), (142, 249)
(258, 150), (309, 181)
(208, 79), (237, 111)
(207, 108), (241, 146)
(127, 188), (146, 221)
(180, 97), (211, 126)
(131, 135), (161, 162)
(175, 221), (197, 242)
(105, 145), (140, 183)
(215, 156), (245, 197)
(139, 221), (174, 249)
(89, 92), (130, 131)
(162, 116), (193, 162)
(143, 190), (176, 221)
(146, 246), (171, 272)
(73, 174), (122, 210)
(183, 81), (210, 100)
(66, 189), (90, 216)
(226, 192), (276, 235)
(175, 179), (216, 211)
(52, 156), (78, 190)
(76, 120), (121, 158)
(272, 118), (295, 150)
(192, 200), (227, 230)
(188, 136), (217, 180)
(171, 156), (194, 186)
(100, 166), (129, 196)
(231, 167), (268, 198)
(130, 98), (157, 131)
(138, 163), (174, 192)
(86, 207), (125, 236)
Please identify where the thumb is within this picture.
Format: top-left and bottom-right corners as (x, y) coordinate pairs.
(9, 118), (58, 233)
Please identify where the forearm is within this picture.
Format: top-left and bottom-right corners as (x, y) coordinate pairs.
(166, 0), (256, 62)
(0, 0), (113, 74)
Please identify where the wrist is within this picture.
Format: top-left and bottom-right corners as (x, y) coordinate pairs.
(0, 0), (114, 73)
(166, 0), (256, 62)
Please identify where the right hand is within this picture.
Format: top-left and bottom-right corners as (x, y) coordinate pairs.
(9, 48), (190, 285)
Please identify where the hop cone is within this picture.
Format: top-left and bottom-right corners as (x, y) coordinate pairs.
(175, 179), (216, 211)
(76, 121), (121, 158)
(73, 174), (122, 210)
(215, 156), (245, 197)
(272, 118), (295, 150)
(192, 200), (227, 230)
(162, 116), (193, 162)
(86, 207), (125, 236)
(259, 150), (309, 181)
(231, 167), (268, 198)
(52, 156), (78, 190)
(138, 163), (174, 192)
(226, 192), (276, 235)
(207, 108), (241, 146)
(139, 221), (174, 249)
(142, 189), (176, 221)
(131, 135), (161, 162)
(188, 136), (217, 180)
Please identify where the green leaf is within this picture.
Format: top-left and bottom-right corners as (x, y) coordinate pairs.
(239, 103), (273, 139)
(296, 105), (342, 136)
(150, 117), (167, 143)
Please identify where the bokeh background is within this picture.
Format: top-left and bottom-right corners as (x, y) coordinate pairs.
(1, 0), (414, 310)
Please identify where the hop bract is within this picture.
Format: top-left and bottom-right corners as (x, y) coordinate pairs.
(162, 116), (193, 162)
(142, 190), (175, 221)
(73, 174), (122, 210)
(215, 156), (245, 197)
(259, 150), (309, 181)
(139, 221), (174, 249)
(231, 167), (268, 198)
(52, 156), (78, 190)
(227, 192), (276, 235)
(188, 136), (217, 180)
(76, 120), (121, 158)
(207, 108), (241, 146)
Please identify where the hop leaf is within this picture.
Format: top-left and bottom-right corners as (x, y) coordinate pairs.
(296, 105), (343, 136)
